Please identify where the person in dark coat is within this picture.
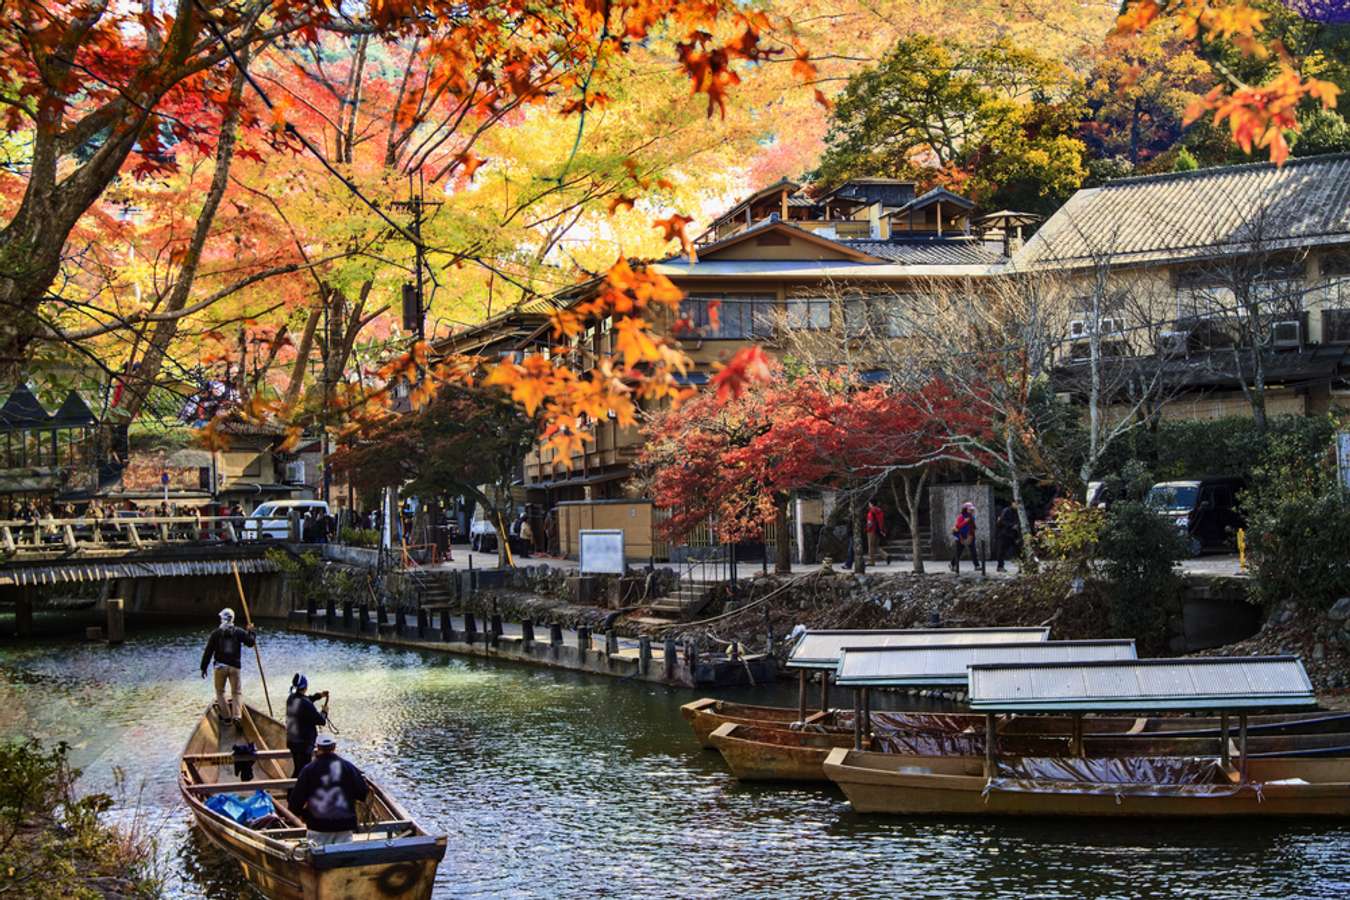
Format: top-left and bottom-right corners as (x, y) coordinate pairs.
(285, 673), (328, 775)
(288, 735), (369, 845)
(994, 501), (1022, 572)
(200, 608), (256, 725)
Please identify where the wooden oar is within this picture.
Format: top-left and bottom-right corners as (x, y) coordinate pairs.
(232, 562), (274, 717)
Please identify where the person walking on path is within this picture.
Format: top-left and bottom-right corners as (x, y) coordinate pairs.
(949, 502), (980, 572)
(994, 501), (1022, 572)
(200, 608), (256, 725)
(285, 673), (329, 775)
(288, 735), (370, 845)
(865, 500), (887, 565)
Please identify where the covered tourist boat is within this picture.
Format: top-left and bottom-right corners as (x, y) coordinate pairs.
(179, 704), (447, 899)
(823, 656), (1350, 817)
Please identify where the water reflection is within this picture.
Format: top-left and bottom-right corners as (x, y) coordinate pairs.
(0, 628), (1346, 899)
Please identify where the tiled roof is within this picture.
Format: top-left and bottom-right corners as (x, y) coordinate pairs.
(1017, 153), (1350, 268)
(840, 239), (1006, 265)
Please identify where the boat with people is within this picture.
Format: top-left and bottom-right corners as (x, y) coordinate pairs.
(823, 656), (1350, 817)
(179, 704), (447, 899)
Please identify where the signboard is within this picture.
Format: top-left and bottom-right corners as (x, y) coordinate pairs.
(579, 529), (625, 574)
(1338, 432), (1350, 492)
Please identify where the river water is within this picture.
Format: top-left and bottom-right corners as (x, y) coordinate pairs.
(0, 627), (1346, 899)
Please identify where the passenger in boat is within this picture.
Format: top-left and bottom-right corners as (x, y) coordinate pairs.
(286, 673), (329, 775)
(289, 735), (369, 845)
(199, 608), (256, 725)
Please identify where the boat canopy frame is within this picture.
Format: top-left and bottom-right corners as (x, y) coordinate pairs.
(834, 640), (1138, 689)
(786, 627), (1050, 671)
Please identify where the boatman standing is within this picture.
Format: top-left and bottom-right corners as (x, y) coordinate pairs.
(200, 608), (256, 725)
(288, 735), (370, 845)
(285, 673), (329, 775)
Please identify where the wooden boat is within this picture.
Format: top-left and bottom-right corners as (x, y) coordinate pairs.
(822, 747), (1350, 817)
(822, 656), (1350, 818)
(681, 697), (1350, 749)
(710, 721), (1350, 783)
(179, 704), (447, 899)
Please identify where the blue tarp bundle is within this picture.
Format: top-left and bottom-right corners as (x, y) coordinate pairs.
(205, 789), (277, 825)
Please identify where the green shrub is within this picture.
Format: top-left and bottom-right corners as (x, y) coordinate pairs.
(1098, 501), (1187, 654)
(1095, 415), (1336, 484)
(1244, 430), (1350, 611)
(339, 526), (379, 547)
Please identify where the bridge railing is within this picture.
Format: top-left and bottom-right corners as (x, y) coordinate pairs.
(0, 515), (250, 555)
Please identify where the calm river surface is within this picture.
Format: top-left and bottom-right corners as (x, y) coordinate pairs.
(0, 627), (1347, 899)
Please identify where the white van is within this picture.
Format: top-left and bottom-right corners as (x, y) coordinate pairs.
(242, 500), (329, 540)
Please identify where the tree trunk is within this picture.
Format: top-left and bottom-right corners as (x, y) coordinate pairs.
(115, 62), (250, 421)
(892, 468), (928, 574)
(774, 493), (791, 574)
(284, 300), (324, 407)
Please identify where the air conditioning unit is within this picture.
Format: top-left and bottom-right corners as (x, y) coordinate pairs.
(284, 461), (305, 484)
(1158, 330), (1190, 355)
(1271, 320), (1301, 348)
(1068, 319), (1087, 339)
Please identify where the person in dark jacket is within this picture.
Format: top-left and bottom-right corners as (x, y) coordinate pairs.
(288, 735), (369, 845)
(994, 501), (1022, 572)
(285, 673), (328, 775)
(200, 608), (256, 725)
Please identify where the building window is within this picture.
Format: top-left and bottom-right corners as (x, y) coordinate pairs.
(844, 295), (911, 337)
(786, 297), (830, 330)
(1324, 309), (1350, 344)
(680, 294), (778, 339)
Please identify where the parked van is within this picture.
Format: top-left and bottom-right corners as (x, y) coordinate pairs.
(1145, 477), (1245, 557)
(242, 499), (329, 541)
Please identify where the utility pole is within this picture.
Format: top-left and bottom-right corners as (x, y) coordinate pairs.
(394, 176), (442, 366)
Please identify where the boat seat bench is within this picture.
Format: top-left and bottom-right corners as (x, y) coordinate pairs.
(259, 820), (417, 839)
(185, 778), (296, 796)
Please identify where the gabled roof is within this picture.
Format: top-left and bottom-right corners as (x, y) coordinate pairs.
(689, 218), (881, 262)
(0, 384), (49, 430)
(1016, 152), (1350, 269)
(706, 177), (802, 230)
(50, 391), (97, 427)
(886, 186), (976, 217)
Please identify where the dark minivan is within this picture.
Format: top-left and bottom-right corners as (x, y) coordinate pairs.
(1146, 477), (1246, 557)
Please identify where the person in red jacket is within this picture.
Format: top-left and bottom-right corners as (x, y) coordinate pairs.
(949, 502), (980, 572)
(865, 500), (887, 565)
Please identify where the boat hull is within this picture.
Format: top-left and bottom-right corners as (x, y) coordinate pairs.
(180, 705), (446, 899)
(823, 749), (1350, 817)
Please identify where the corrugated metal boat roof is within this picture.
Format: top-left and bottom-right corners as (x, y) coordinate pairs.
(0, 557), (279, 586)
(968, 656), (1317, 713)
(787, 627), (1050, 670)
(834, 640), (1136, 687)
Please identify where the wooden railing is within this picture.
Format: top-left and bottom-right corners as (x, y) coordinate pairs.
(0, 515), (250, 555)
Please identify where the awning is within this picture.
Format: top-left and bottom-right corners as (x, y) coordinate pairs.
(967, 656), (1317, 712)
(787, 627), (1050, 671)
(0, 556), (279, 586)
(834, 640), (1136, 687)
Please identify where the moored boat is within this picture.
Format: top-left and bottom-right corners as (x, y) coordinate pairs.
(711, 721), (1350, 784)
(179, 704), (447, 899)
(823, 656), (1350, 818)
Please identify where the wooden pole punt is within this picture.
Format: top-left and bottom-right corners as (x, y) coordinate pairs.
(852, 688), (863, 751)
(797, 670), (808, 724)
(1220, 713), (1230, 766)
(984, 713), (996, 778)
(862, 687), (871, 742)
(1238, 713), (1249, 782)
(231, 562), (273, 717)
